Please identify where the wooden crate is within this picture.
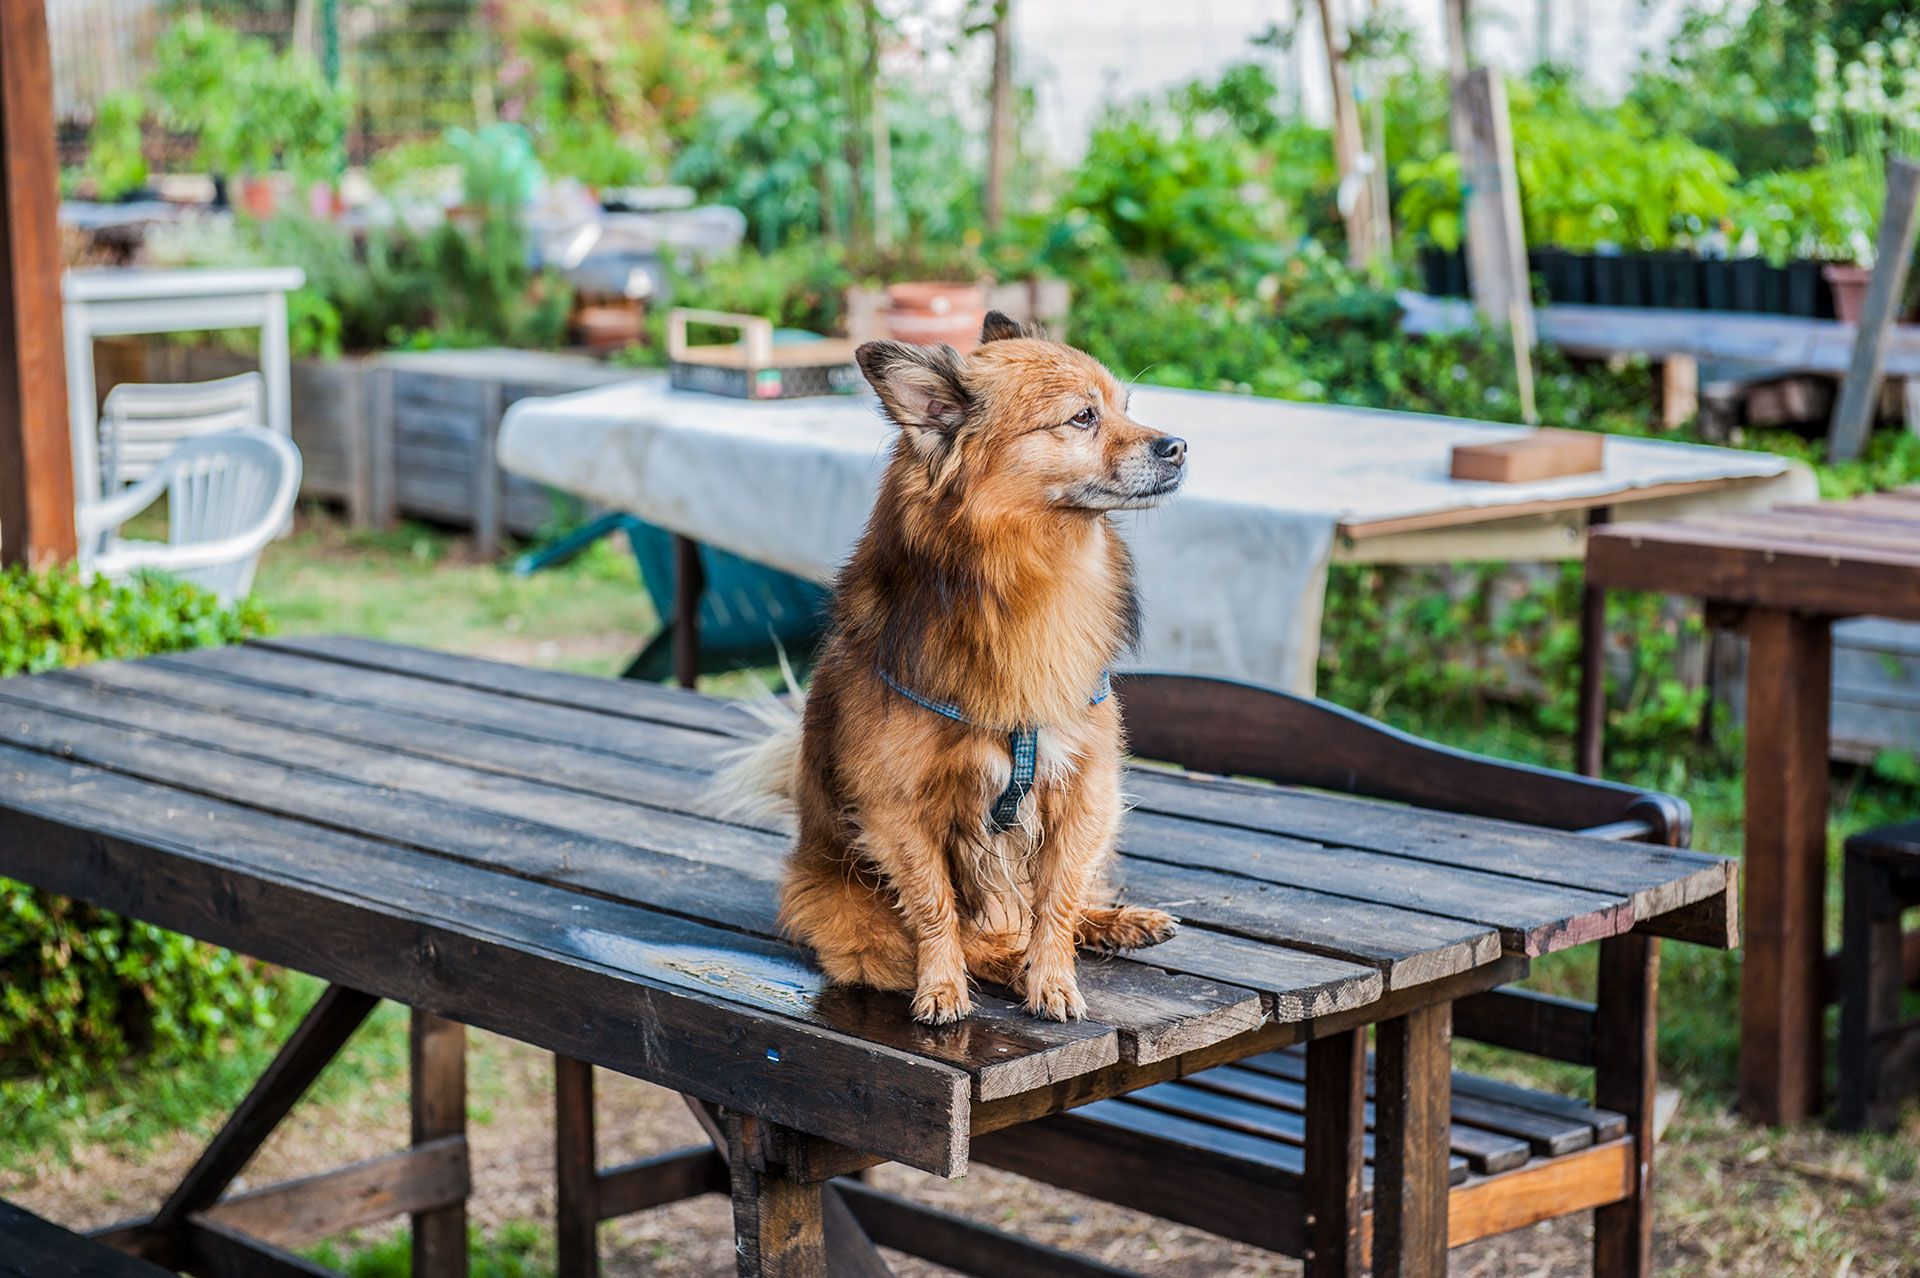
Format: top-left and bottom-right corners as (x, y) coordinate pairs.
(379, 348), (639, 554)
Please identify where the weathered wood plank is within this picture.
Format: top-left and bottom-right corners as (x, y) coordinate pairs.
(1304, 1028), (1369, 1277)
(1116, 857), (1500, 988)
(0, 745), (972, 1175)
(1126, 770), (1731, 924)
(198, 1137), (468, 1249)
(249, 635), (751, 736)
(1122, 808), (1633, 956)
(409, 1011), (467, 1278)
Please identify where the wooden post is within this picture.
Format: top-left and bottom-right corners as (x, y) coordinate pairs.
(1456, 67), (1538, 422)
(863, 0), (892, 251)
(1372, 1002), (1452, 1277)
(555, 1055), (600, 1278)
(409, 1011), (468, 1278)
(1303, 1028), (1368, 1276)
(1593, 933), (1659, 1277)
(726, 1115), (828, 1278)
(1829, 156), (1920, 462)
(983, 0), (1013, 232)
(0, 0), (76, 567)
(1317, 0), (1376, 272)
(1739, 609), (1833, 1125)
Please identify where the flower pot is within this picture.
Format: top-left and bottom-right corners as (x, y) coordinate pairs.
(1699, 258), (1733, 311)
(1590, 253), (1627, 307)
(1731, 257), (1768, 313)
(1824, 263), (1874, 323)
(235, 174), (287, 219)
(1652, 252), (1700, 310)
(879, 282), (988, 352)
(1783, 261), (1825, 318)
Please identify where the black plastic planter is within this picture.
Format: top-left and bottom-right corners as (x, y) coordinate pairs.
(1417, 245), (1841, 319)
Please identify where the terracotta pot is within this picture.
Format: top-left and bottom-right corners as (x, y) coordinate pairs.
(879, 281), (987, 352)
(1824, 262), (1873, 323)
(234, 174), (290, 220)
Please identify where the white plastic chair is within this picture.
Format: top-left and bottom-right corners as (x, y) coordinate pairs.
(98, 372), (265, 493)
(77, 428), (302, 604)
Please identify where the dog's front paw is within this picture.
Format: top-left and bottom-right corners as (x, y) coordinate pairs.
(911, 979), (973, 1025)
(1023, 970), (1087, 1022)
(1079, 904), (1179, 951)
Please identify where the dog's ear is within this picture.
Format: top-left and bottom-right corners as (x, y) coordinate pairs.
(856, 341), (970, 456)
(979, 310), (1046, 344)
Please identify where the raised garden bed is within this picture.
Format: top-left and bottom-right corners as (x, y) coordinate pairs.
(1420, 246), (1837, 319)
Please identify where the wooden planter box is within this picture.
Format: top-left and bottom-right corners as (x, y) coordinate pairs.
(380, 348), (636, 554)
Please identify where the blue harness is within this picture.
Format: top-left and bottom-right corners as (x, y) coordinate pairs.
(878, 668), (1112, 833)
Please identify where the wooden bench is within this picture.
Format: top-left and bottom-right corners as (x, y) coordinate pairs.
(972, 674), (1690, 1276)
(1839, 820), (1920, 1131)
(0, 1200), (175, 1277)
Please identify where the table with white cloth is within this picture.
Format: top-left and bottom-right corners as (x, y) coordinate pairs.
(497, 381), (1814, 733)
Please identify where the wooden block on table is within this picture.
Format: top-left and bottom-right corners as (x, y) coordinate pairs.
(1450, 429), (1605, 483)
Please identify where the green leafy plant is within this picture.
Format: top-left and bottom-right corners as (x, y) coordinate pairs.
(149, 14), (347, 183)
(1810, 31), (1920, 262)
(78, 91), (150, 201)
(1, 566), (278, 1102)
(1729, 161), (1877, 264)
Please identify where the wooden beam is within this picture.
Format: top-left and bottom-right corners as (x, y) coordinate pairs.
(1304, 1028), (1368, 1276)
(555, 1055), (601, 1276)
(1317, 0), (1376, 272)
(1830, 157), (1920, 462)
(1455, 67), (1537, 423)
(1372, 1002), (1453, 1277)
(1593, 934), (1659, 1276)
(0, 0), (76, 566)
(200, 1136), (468, 1248)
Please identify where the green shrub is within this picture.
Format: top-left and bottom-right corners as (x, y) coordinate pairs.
(0, 567), (279, 1102)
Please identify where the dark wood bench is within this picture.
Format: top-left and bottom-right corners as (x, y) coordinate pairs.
(0, 1201), (175, 1278)
(970, 673), (1689, 1276)
(1839, 820), (1920, 1131)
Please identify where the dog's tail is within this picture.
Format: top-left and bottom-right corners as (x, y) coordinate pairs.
(709, 684), (805, 822)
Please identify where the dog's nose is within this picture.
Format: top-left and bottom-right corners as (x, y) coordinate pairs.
(1151, 436), (1187, 465)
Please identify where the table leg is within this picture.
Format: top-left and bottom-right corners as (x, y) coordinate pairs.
(726, 1114), (829, 1278)
(1372, 1003), (1452, 1278)
(1594, 933), (1660, 1277)
(1304, 1028), (1368, 1276)
(1740, 608), (1832, 1125)
(555, 1055), (600, 1278)
(410, 1011), (468, 1278)
(1576, 508), (1613, 778)
(673, 534), (705, 689)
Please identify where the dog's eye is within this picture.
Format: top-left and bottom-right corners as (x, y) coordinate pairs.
(1068, 406), (1098, 429)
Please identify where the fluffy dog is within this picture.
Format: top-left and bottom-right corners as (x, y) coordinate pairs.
(721, 312), (1186, 1023)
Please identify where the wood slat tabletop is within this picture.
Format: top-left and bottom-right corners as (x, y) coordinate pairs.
(0, 637), (1734, 1177)
(1586, 489), (1920, 620)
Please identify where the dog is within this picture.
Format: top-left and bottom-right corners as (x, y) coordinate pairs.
(718, 311), (1187, 1024)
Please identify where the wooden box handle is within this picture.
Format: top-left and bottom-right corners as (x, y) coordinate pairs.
(668, 309), (776, 366)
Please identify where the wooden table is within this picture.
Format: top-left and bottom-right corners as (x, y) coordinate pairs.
(0, 638), (1736, 1276)
(1587, 488), (1920, 1125)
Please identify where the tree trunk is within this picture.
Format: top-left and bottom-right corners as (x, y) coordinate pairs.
(984, 0), (1014, 232)
(833, 0), (867, 248)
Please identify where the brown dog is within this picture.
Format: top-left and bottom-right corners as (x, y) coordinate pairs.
(719, 312), (1186, 1023)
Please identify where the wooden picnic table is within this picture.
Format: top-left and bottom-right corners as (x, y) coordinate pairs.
(0, 638), (1736, 1276)
(1586, 488), (1920, 1127)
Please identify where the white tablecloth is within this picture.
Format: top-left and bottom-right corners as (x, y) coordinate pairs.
(499, 381), (1813, 691)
